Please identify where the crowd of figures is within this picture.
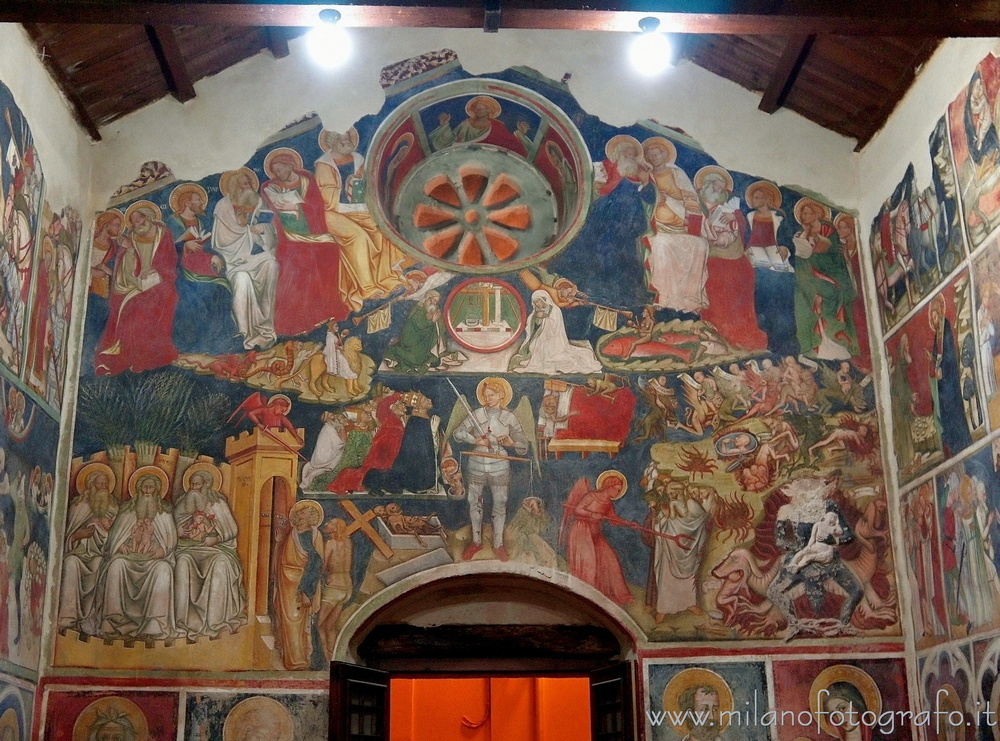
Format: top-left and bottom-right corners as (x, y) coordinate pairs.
(59, 462), (246, 642)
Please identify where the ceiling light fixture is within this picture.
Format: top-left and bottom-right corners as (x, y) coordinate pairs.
(307, 8), (351, 68)
(630, 17), (673, 76)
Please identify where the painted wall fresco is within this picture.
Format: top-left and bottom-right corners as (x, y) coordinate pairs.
(184, 691), (327, 740)
(60, 51), (897, 678)
(901, 480), (951, 650)
(42, 691), (178, 741)
(885, 271), (984, 485)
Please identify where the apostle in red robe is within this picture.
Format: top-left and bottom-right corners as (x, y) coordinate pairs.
(95, 201), (179, 375)
(328, 390), (404, 494)
(260, 147), (348, 337)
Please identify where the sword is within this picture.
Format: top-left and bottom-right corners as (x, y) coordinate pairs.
(461, 451), (530, 462)
(447, 378), (489, 441)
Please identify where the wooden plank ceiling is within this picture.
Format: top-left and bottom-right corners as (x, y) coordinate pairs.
(2, 1), (958, 146)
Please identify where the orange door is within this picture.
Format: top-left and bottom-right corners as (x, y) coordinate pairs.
(389, 676), (591, 741)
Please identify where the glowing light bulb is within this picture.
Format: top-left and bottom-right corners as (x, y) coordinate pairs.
(306, 16), (351, 68)
(630, 18), (673, 76)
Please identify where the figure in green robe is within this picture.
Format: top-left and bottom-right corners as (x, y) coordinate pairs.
(383, 291), (446, 373)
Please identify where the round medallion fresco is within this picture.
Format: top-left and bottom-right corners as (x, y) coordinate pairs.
(367, 78), (593, 274)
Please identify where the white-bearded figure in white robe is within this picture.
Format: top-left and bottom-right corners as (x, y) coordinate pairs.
(653, 491), (712, 616)
(301, 413), (347, 489)
(211, 190), (279, 350)
(58, 476), (118, 633)
(173, 472), (246, 638)
(95, 478), (177, 639)
(510, 291), (602, 374)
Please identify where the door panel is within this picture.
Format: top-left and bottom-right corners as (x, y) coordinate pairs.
(590, 662), (636, 741)
(331, 661), (390, 741)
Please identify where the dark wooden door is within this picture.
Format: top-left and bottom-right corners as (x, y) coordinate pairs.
(330, 661), (390, 741)
(590, 661), (636, 741)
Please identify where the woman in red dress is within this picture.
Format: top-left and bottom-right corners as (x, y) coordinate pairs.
(559, 471), (633, 606)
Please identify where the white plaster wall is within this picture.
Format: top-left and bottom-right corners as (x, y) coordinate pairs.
(92, 27), (859, 208)
(0, 24), (93, 210)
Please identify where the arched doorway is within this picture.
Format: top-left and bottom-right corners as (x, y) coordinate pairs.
(330, 569), (639, 741)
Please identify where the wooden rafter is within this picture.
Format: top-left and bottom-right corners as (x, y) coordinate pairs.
(263, 27), (290, 58)
(759, 33), (816, 113)
(145, 24), (196, 102)
(20, 23), (102, 141)
(3, 0), (1000, 35)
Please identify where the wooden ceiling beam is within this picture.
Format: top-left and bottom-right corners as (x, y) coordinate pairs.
(759, 33), (815, 113)
(21, 23), (102, 141)
(4, 0), (1000, 36)
(145, 24), (196, 102)
(263, 27), (291, 58)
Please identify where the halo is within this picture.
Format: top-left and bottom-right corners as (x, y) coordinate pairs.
(662, 668), (734, 734)
(0, 708), (18, 741)
(289, 499), (325, 526)
(794, 196), (832, 225)
(596, 470), (628, 498)
(168, 182), (208, 215)
(476, 377), (513, 408)
(604, 134), (643, 163)
(220, 167), (259, 198)
(809, 664), (882, 739)
(95, 209), (125, 234)
(694, 165), (734, 193)
(128, 465), (170, 499)
(263, 147), (304, 179)
(182, 461), (223, 492)
(641, 136), (677, 165)
(936, 683), (964, 739)
(744, 181), (782, 209)
(71, 697), (149, 741)
(833, 212), (856, 231)
(223, 696), (293, 741)
(318, 127), (360, 153)
(123, 199), (162, 227)
(269, 393), (293, 410)
(464, 95), (502, 119)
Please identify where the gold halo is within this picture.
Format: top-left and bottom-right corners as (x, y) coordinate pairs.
(604, 134), (643, 163)
(641, 136), (677, 165)
(94, 208), (125, 234)
(182, 462), (223, 492)
(694, 165), (734, 193)
(75, 462), (115, 497)
(263, 147), (304, 179)
(596, 470), (628, 499)
(809, 664), (882, 739)
(219, 167), (260, 198)
(289, 499), (324, 526)
(834, 212), (856, 231)
(128, 465), (170, 499)
(168, 182), (208, 215)
(123, 199), (162, 227)
(744, 180), (782, 209)
(269, 393), (293, 411)
(71, 696), (149, 741)
(318, 127), (360, 152)
(0, 708), (18, 741)
(464, 95), (502, 119)
(476, 377), (513, 408)
(662, 668), (734, 734)
(223, 696), (293, 741)
(794, 196), (832, 225)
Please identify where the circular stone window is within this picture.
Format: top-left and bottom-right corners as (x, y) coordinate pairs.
(367, 78), (593, 274)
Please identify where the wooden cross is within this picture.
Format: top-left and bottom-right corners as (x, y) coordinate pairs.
(340, 499), (394, 559)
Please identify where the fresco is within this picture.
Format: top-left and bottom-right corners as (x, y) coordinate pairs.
(933, 445), (1000, 638)
(770, 658), (911, 741)
(949, 53), (1000, 252)
(973, 237), (1000, 429)
(644, 660), (769, 741)
(42, 691), (178, 741)
(900, 481), (951, 649)
(919, 646), (975, 741)
(867, 152), (967, 333)
(974, 635), (1000, 740)
(60, 52), (897, 676)
(184, 691), (327, 740)
(885, 271), (983, 485)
